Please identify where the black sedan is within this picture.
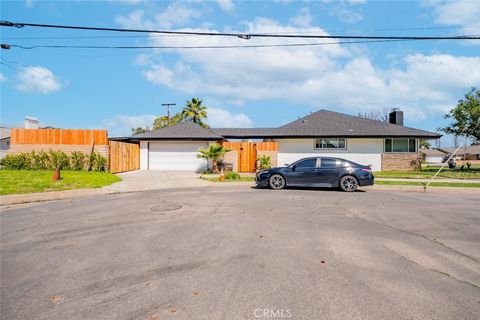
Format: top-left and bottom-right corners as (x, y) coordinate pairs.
(255, 157), (374, 192)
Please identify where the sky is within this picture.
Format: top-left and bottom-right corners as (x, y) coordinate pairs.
(1, 0), (479, 146)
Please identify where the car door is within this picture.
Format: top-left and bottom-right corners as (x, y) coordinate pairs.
(316, 158), (342, 187)
(287, 158), (319, 186)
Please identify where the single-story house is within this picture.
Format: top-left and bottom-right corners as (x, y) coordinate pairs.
(127, 109), (441, 172)
(419, 148), (449, 163)
(444, 145), (480, 160)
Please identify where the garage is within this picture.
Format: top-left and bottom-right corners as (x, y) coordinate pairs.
(148, 141), (208, 171)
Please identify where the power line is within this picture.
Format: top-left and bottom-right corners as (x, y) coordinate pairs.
(6, 39), (415, 50)
(1, 20), (480, 41)
(3, 25), (480, 40)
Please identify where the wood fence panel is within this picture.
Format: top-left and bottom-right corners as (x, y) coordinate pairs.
(10, 128), (108, 145)
(256, 142), (278, 151)
(109, 141), (140, 174)
(222, 141), (278, 172)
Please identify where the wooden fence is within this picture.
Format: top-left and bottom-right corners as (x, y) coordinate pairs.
(109, 141), (140, 174)
(222, 141), (278, 172)
(10, 128), (108, 145)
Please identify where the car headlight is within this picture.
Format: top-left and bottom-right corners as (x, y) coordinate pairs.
(259, 170), (270, 175)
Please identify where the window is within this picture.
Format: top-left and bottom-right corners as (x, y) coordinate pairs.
(320, 158), (337, 168)
(315, 138), (346, 149)
(384, 138), (417, 153)
(294, 158), (317, 168)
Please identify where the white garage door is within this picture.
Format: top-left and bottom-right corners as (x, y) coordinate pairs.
(148, 141), (208, 171)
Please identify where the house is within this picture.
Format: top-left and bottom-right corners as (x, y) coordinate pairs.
(444, 145), (480, 160)
(127, 109), (441, 172)
(420, 148), (449, 163)
(0, 127), (11, 159)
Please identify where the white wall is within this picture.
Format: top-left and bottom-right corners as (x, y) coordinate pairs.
(276, 138), (383, 171)
(140, 141), (149, 170)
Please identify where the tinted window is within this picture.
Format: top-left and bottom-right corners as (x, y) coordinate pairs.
(385, 138), (417, 153)
(320, 158), (337, 168)
(295, 158), (317, 168)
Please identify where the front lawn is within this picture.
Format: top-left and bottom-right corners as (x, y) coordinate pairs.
(374, 168), (480, 179)
(0, 170), (121, 195)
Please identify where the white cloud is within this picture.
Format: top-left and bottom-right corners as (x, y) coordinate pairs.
(102, 114), (156, 137)
(16, 66), (62, 94)
(215, 0), (234, 13)
(116, 3), (201, 29)
(206, 107), (253, 128)
(132, 15), (479, 123)
(289, 7), (314, 27)
(329, 5), (363, 23)
(0, 73), (6, 83)
(426, 0), (480, 30)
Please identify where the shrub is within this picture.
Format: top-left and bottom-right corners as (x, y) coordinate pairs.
(225, 171), (241, 180)
(88, 152), (108, 171)
(0, 150), (106, 171)
(0, 154), (29, 169)
(70, 151), (86, 170)
(257, 155), (272, 170)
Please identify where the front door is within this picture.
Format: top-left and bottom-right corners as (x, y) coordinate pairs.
(238, 142), (257, 172)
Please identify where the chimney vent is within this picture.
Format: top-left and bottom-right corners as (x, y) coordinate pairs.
(24, 116), (39, 129)
(389, 109), (403, 126)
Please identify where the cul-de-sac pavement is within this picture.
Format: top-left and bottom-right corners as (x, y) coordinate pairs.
(1, 186), (479, 320)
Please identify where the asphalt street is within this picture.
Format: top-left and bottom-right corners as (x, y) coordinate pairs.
(1, 187), (479, 320)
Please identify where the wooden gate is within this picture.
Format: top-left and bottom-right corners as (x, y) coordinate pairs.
(222, 141), (277, 173)
(109, 141), (140, 173)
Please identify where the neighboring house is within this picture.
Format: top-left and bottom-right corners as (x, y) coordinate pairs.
(420, 148), (449, 163)
(444, 145), (480, 160)
(0, 127), (11, 159)
(127, 109), (441, 172)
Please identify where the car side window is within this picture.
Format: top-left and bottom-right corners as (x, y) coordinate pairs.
(295, 158), (317, 168)
(320, 158), (337, 168)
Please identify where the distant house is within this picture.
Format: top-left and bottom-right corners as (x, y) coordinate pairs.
(420, 148), (449, 163)
(445, 145), (480, 160)
(0, 127), (11, 159)
(126, 109), (440, 172)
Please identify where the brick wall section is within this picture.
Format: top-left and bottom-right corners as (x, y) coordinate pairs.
(9, 144), (109, 159)
(222, 150), (238, 172)
(257, 150), (278, 168)
(381, 153), (420, 170)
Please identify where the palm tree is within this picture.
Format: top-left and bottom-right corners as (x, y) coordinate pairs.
(196, 143), (231, 172)
(182, 98), (208, 127)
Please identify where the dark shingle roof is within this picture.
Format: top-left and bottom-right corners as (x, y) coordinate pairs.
(276, 110), (440, 138)
(212, 110), (441, 139)
(131, 122), (223, 140)
(127, 109), (441, 140)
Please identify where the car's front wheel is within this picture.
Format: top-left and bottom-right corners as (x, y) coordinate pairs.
(269, 174), (286, 190)
(339, 175), (358, 192)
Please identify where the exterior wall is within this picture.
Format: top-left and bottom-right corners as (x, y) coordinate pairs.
(381, 153), (420, 170)
(9, 143), (109, 158)
(257, 150), (278, 168)
(222, 149), (238, 172)
(275, 138), (383, 171)
(140, 141), (149, 170)
(425, 156), (444, 163)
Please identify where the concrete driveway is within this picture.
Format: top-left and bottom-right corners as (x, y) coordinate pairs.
(104, 170), (214, 193)
(1, 187), (479, 320)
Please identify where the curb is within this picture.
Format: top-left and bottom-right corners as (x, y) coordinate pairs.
(0, 188), (107, 206)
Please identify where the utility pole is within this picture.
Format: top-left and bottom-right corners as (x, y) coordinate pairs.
(161, 103), (176, 125)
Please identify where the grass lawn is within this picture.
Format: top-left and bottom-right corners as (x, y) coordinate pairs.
(375, 180), (480, 188)
(200, 174), (255, 183)
(374, 167), (480, 179)
(0, 170), (121, 195)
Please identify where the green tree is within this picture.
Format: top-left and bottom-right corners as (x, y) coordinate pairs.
(132, 127), (147, 134)
(182, 98), (208, 127)
(419, 140), (431, 149)
(439, 88), (480, 144)
(152, 113), (183, 130)
(196, 143), (231, 172)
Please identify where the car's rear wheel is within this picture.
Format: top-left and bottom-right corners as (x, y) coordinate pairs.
(269, 174), (286, 190)
(340, 175), (358, 192)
